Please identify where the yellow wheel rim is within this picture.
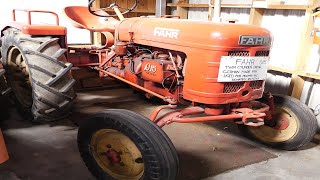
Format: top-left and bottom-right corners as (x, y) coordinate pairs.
(90, 129), (144, 180)
(7, 46), (32, 107)
(248, 106), (299, 143)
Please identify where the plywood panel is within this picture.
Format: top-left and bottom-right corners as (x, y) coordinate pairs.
(307, 45), (320, 73)
(220, 8), (250, 23)
(188, 7), (209, 20)
(178, 0), (250, 22)
(260, 9), (305, 70)
(129, 0), (156, 13)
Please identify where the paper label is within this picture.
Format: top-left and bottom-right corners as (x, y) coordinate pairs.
(218, 56), (269, 82)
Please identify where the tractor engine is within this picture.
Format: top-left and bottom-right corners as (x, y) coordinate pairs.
(102, 44), (186, 103)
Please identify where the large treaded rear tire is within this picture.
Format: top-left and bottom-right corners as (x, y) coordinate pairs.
(1, 28), (76, 123)
(0, 68), (7, 95)
(238, 94), (317, 150)
(78, 109), (179, 180)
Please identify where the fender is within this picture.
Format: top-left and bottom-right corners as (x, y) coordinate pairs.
(1, 22), (67, 36)
(1, 9), (66, 36)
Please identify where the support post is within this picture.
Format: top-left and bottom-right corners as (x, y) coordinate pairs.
(177, 0), (189, 19)
(208, 0), (214, 21)
(249, 8), (264, 25)
(213, 0), (221, 22)
(92, 0), (102, 46)
(156, 0), (167, 17)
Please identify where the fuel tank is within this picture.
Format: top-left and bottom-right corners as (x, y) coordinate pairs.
(116, 17), (271, 50)
(117, 17), (272, 104)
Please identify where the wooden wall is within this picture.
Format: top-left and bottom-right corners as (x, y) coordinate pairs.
(100, 0), (156, 18)
(92, 0), (156, 45)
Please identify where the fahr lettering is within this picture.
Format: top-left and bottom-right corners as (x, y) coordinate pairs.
(239, 36), (271, 45)
(236, 59), (254, 65)
(154, 27), (180, 39)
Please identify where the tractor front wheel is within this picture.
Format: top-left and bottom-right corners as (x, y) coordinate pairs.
(78, 109), (179, 180)
(238, 94), (317, 150)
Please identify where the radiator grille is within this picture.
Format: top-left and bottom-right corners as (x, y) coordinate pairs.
(228, 51), (270, 57)
(223, 82), (244, 93)
(249, 80), (264, 90)
(223, 51), (268, 94)
(223, 81), (264, 94)
(228, 51), (249, 56)
(255, 50), (270, 57)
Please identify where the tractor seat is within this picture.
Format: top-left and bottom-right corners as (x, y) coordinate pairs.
(64, 6), (119, 33)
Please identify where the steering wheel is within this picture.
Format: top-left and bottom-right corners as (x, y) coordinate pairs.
(88, 0), (139, 17)
(313, 6), (320, 13)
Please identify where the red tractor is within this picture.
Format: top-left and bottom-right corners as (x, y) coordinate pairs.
(1, 0), (318, 179)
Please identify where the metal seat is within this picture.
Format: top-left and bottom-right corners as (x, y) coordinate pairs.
(64, 6), (118, 33)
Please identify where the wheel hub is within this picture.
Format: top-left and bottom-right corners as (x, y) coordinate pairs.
(273, 114), (290, 130)
(90, 129), (144, 180)
(248, 106), (298, 143)
(104, 148), (121, 164)
(7, 46), (32, 108)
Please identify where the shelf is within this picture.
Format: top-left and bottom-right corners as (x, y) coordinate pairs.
(167, 3), (252, 9)
(298, 72), (320, 80)
(167, 3), (310, 10)
(268, 66), (320, 80)
(252, 1), (312, 10)
(104, 9), (155, 14)
(268, 65), (295, 74)
(252, 4), (310, 10)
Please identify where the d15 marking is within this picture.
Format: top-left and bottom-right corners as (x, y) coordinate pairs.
(144, 63), (157, 73)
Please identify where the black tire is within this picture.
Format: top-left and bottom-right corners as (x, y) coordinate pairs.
(1, 28), (76, 123)
(0, 68), (8, 95)
(78, 109), (179, 180)
(238, 94), (317, 150)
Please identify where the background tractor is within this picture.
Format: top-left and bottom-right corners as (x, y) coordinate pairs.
(0, 0), (318, 179)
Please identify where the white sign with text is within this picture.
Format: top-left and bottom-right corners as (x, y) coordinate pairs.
(218, 56), (269, 82)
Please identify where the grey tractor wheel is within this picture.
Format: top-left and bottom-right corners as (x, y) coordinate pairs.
(1, 28), (76, 123)
(0, 68), (9, 95)
(238, 94), (317, 150)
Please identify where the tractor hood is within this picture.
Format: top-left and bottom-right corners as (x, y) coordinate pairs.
(117, 17), (272, 50)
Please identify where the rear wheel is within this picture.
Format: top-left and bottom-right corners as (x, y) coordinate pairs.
(78, 109), (178, 180)
(238, 94), (317, 150)
(0, 68), (10, 95)
(1, 28), (76, 123)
